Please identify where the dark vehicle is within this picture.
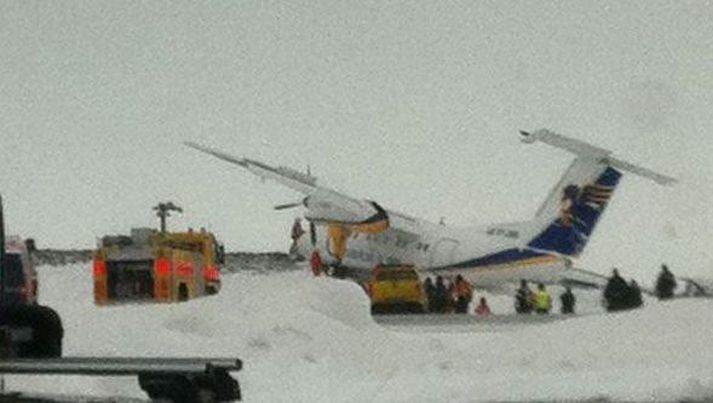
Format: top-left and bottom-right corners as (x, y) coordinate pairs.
(2, 237), (38, 306)
(0, 199), (63, 359)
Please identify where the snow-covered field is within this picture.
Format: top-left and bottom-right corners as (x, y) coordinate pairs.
(5, 264), (713, 402)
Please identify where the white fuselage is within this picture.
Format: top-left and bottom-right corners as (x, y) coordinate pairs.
(293, 210), (566, 287)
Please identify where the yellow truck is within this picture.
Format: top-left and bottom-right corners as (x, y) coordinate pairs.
(366, 265), (427, 314)
(93, 227), (225, 305)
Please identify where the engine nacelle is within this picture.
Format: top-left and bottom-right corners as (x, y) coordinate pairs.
(305, 199), (389, 232)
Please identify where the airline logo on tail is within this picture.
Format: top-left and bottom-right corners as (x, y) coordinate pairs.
(532, 166), (622, 257)
(558, 180), (617, 227)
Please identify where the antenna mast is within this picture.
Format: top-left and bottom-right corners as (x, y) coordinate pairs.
(153, 202), (183, 233)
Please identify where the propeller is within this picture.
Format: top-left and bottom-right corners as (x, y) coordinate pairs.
(274, 197), (308, 210)
(274, 202), (303, 210)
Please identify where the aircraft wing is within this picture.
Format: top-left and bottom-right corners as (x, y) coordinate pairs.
(185, 142), (386, 225)
(451, 258), (611, 295)
(556, 267), (609, 289)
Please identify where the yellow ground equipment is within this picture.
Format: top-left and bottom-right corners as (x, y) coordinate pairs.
(366, 265), (426, 314)
(93, 228), (225, 305)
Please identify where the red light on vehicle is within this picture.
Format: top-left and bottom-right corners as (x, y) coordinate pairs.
(93, 260), (107, 277)
(204, 265), (220, 281)
(155, 258), (171, 276)
(367, 283), (374, 297)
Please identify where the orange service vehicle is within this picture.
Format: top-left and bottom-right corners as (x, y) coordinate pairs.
(93, 227), (225, 305)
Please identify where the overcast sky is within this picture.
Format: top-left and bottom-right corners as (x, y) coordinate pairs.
(1, 1), (712, 284)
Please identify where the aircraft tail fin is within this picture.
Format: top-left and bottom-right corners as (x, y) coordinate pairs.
(521, 129), (676, 257)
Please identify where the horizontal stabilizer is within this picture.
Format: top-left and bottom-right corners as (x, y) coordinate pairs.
(520, 129), (610, 157)
(603, 156), (677, 186)
(520, 129), (677, 186)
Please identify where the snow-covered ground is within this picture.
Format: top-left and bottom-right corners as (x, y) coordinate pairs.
(5, 264), (713, 402)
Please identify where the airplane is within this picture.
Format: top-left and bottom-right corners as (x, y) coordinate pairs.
(185, 129), (677, 290)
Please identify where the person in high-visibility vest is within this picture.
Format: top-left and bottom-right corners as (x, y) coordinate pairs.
(515, 279), (534, 314)
(533, 283), (552, 314)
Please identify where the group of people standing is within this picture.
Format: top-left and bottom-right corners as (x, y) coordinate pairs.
(514, 280), (576, 315)
(603, 264), (677, 311)
(418, 264), (680, 317)
(423, 276), (576, 317)
(423, 275), (491, 316)
(603, 268), (643, 311)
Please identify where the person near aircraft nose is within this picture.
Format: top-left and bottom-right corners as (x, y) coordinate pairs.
(310, 250), (323, 276)
(454, 275), (474, 314)
(560, 287), (576, 314)
(533, 283), (552, 314)
(474, 297), (491, 317)
(515, 280), (534, 314)
(289, 218), (306, 258)
(291, 217), (305, 241)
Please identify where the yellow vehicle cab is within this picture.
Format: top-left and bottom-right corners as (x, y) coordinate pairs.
(93, 227), (225, 305)
(367, 265), (426, 314)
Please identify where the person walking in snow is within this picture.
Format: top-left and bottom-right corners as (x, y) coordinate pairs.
(446, 278), (457, 313)
(515, 279), (534, 314)
(474, 297), (491, 317)
(423, 277), (436, 313)
(603, 268), (629, 311)
(655, 264), (677, 300)
(627, 280), (643, 308)
(454, 275), (474, 314)
(560, 287), (576, 314)
(433, 276), (448, 313)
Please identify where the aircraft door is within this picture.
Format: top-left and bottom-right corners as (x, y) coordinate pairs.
(428, 238), (460, 268)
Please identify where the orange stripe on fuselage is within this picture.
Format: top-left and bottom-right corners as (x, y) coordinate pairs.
(450, 255), (562, 276)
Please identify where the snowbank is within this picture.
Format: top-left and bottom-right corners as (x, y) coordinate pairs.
(5, 264), (713, 402)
